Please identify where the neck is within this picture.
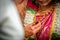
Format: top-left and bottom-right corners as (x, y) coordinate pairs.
(39, 3), (52, 11)
(39, 5), (50, 11)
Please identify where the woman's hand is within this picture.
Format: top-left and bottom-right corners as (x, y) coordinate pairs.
(24, 22), (41, 38)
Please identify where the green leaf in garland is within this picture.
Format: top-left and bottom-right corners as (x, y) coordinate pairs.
(28, 37), (34, 40)
(51, 33), (60, 40)
(26, 7), (36, 14)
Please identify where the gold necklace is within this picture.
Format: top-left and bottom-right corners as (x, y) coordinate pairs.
(37, 5), (54, 16)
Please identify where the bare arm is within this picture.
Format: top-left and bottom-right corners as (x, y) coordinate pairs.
(14, 0), (28, 23)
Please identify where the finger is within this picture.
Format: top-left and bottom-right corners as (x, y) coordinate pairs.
(32, 26), (41, 34)
(35, 25), (41, 31)
(30, 22), (41, 30)
(31, 24), (41, 33)
(34, 22), (41, 28)
(29, 21), (37, 26)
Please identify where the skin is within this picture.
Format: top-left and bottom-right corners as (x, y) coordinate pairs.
(37, 0), (53, 11)
(14, 0), (52, 37)
(14, 0), (41, 37)
(37, 0), (52, 6)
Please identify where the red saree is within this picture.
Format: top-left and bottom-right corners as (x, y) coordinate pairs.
(36, 8), (54, 40)
(26, 0), (56, 40)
